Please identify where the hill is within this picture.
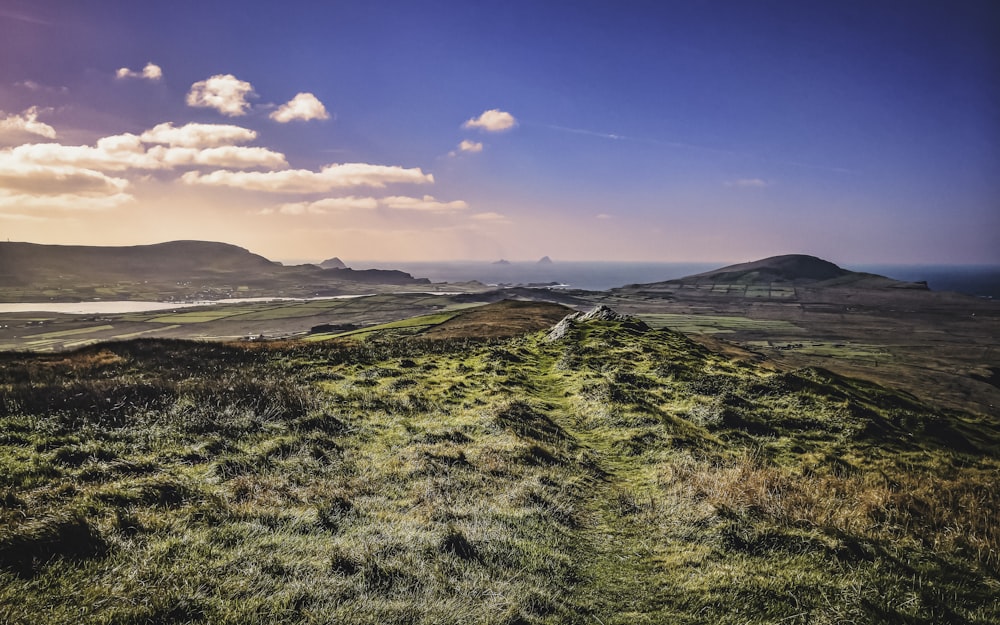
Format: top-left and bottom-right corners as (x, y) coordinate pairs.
(319, 257), (347, 270)
(629, 254), (929, 290)
(0, 309), (996, 623)
(0, 240), (432, 302)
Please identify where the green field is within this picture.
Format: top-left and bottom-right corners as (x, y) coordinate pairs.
(640, 313), (802, 334)
(304, 312), (458, 341)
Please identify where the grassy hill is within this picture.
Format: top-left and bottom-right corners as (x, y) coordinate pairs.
(624, 254), (930, 291)
(1, 307), (997, 624)
(0, 241), (431, 302)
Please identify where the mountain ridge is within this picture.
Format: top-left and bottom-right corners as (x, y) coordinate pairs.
(0, 240), (429, 301)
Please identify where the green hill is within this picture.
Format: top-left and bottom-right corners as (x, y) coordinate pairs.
(627, 254), (929, 290)
(0, 306), (996, 624)
(0, 240), (430, 301)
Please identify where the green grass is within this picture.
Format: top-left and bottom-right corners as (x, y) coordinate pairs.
(305, 312), (458, 342)
(21, 325), (115, 339)
(0, 318), (996, 624)
(640, 313), (802, 334)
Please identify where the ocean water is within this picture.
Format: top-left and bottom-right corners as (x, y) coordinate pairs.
(351, 261), (721, 292)
(353, 261), (1000, 299)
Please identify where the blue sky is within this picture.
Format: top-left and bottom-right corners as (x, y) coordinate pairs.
(0, 0), (997, 263)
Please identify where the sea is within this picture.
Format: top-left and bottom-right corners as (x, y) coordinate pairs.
(351, 261), (1000, 299)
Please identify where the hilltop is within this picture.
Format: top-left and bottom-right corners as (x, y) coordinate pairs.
(0, 308), (996, 623)
(631, 254), (929, 290)
(0, 241), (434, 302)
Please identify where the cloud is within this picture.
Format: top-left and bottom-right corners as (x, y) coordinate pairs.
(0, 9), (50, 25)
(146, 145), (287, 169)
(381, 195), (468, 212)
(4, 129), (287, 172)
(270, 93), (330, 123)
(463, 109), (517, 132)
(267, 197), (379, 215)
(726, 178), (769, 188)
(116, 62), (163, 81)
(0, 190), (133, 211)
(139, 122), (257, 148)
(470, 211), (508, 222)
(187, 74), (254, 116)
(262, 195), (468, 216)
(458, 140), (483, 153)
(0, 106), (57, 139)
(0, 161), (132, 212)
(182, 163), (433, 192)
(595, 213), (612, 219)
(0, 162), (129, 195)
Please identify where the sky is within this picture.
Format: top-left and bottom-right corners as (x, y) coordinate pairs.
(0, 0), (997, 264)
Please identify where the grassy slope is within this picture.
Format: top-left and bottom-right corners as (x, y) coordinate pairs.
(0, 318), (998, 624)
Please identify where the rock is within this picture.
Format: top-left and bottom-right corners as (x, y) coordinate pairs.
(544, 305), (649, 342)
(537, 256), (553, 265)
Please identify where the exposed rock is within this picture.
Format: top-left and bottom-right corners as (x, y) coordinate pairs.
(537, 256), (553, 265)
(545, 305), (650, 342)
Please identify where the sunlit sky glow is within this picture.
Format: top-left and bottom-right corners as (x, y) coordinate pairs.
(0, 1), (997, 264)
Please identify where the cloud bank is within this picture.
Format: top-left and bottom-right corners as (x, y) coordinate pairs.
(182, 163), (433, 193)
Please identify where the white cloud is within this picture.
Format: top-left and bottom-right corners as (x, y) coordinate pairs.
(116, 62), (163, 81)
(0, 106), (56, 140)
(5, 135), (152, 171)
(3, 128), (287, 172)
(596, 213), (612, 219)
(463, 109), (517, 132)
(726, 178), (769, 188)
(270, 93), (330, 123)
(262, 195), (469, 216)
(470, 211), (508, 221)
(146, 145), (288, 169)
(140, 122), (257, 148)
(182, 163), (433, 192)
(186, 74), (254, 116)
(459, 140), (483, 153)
(381, 195), (468, 212)
(268, 197), (379, 215)
(0, 161), (133, 212)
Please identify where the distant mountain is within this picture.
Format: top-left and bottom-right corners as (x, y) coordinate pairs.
(629, 254), (929, 290)
(319, 257), (347, 270)
(537, 256), (553, 265)
(0, 240), (429, 301)
(493, 259), (511, 265)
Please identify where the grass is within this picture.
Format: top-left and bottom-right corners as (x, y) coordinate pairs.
(21, 325), (115, 339)
(0, 313), (997, 624)
(304, 312), (458, 341)
(640, 313), (802, 334)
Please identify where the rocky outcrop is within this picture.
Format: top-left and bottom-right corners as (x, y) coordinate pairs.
(545, 305), (650, 342)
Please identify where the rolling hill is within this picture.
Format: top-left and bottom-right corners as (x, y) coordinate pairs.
(629, 254), (930, 290)
(0, 241), (432, 302)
